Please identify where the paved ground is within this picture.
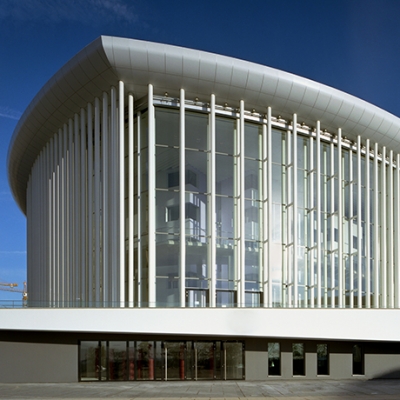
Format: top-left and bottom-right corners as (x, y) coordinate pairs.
(0, 380), (400, 400)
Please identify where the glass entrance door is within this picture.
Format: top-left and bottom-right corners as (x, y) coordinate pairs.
(80, 339), (244, 381)
(194, 342), (217, 380)
(164, 342), (186, 380)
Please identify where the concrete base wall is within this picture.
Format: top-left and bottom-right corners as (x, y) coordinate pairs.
(0, 341), (77, 383)
(245, 338), (268, 380)
(244, 339), (400, 381)
(1, 330), (400, 382)
(365, 354), (400, 379)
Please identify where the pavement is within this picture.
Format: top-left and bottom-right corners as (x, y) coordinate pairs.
(0, 380), (400, 400)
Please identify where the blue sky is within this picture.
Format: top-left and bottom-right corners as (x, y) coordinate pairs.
(1, 0), (400, 300)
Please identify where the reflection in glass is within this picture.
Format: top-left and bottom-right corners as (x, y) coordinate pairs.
(224, 342), (244, 379)
(216, 196), (234, 239)
(186, 237), (208, 289)
(80, 340), (244, 381)
(292, 343), (305, 376)
(268, 342), (280, 376)
(136, 341), (155, 380)
(186, 289), (208, 307)
(195, 342), (215, 380)
(244, 291), (260, 307)
(216, 154), (234, 196)
(128, 342), (135, 380)
(216, 117), (236, 154)
(317, 344), (329, 375)
(164, 342), (186, 380)
(80, 341), (100, 381)
(216, 243), (235, 290)
(108, 342), (127, 381)
(216, 290), (236, 307)
(156, 147), (179, 189)
(353, 344), (364, 375)
(185, 112), (208, 150)
(155, 108), (179, 146)
(244, 122), (262, 159)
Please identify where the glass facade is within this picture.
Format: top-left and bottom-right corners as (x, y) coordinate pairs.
(127, 99), (400, 309)
(26, 86), (400, 310)
(79, 340), (244, 381)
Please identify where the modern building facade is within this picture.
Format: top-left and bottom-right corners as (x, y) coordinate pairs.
(2, 36), (400, 382)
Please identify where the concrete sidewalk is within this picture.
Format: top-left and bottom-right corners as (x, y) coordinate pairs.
(0, 380), (399, 399)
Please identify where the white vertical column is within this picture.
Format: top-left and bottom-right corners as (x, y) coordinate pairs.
(94, 98), (101, 305)
(309, 134), (315, 308)
(128, 93), (135, 307)
(74, 113), (80, 305)
(48, 144), (52, 303)
(179, 89), (186, 308)
(267, 109), (273, 307)
(209, 94), (216, 307)
(38, 153), (42, 302)
(80, 108), (87, 304)
(45, 147), (49, 302)
(119, 81), (125, 306)
(42, 151), (45, 301)
(37, 160), (40, 302)
(381, 146), (387, 308)
(395, 154), (400, 308)
(87, 103), (93, 305)
(337, 129), (343, 308)
(47, 145), (52, 303)
(262, 112), (269, 306)
(26, 176), (32, 301)
(54, 131), (60, 304)
(357, 136), (362, 308)
(61, 123), (67, 304)
(285, 129), (292, 307)
(316, 122), (322, 308)
(329, 142), (335, 308)
(110, 87), (117, 303)
(388, 150), (394, 308)
(102, 92), (109, 304)
(239, 100), (245, 307)
(69, 119), (75, 304)
(50, 136), (55, 305)
(36, 161), (39, 302)
(349, 146), (354, 308)
(137, 112), (142, 306)
(292, 114), (298, 307)
(148, 84), (156, 307)
(373, 143), (379, 308)
(365, 139), (371, 308)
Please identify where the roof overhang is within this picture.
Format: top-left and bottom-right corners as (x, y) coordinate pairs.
(8, 36), (400, 213)
(0, 308), (399, 342)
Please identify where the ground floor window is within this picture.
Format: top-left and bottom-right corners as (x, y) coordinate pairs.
(353, 344), (364, 375)
(317, 344), (329, 375)
(268, 342), (280, 376)
(79, 340), (244, 381)
(292, 343), (305, 376)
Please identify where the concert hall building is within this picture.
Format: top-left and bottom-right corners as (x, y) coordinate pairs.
(2, 36), (400, 382)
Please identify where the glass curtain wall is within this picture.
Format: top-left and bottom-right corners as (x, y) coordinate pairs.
(127, 97), (398, 309)
(216, 117), (238, 306)
(271, 129), (285, 307)
(244, 122), (262, 306)
(185, 112), (210, 305)
(80, 340), (244, 381)
(155, 108), (180, 307)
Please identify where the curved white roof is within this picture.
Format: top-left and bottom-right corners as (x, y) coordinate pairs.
(8, 35), (400, 213)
